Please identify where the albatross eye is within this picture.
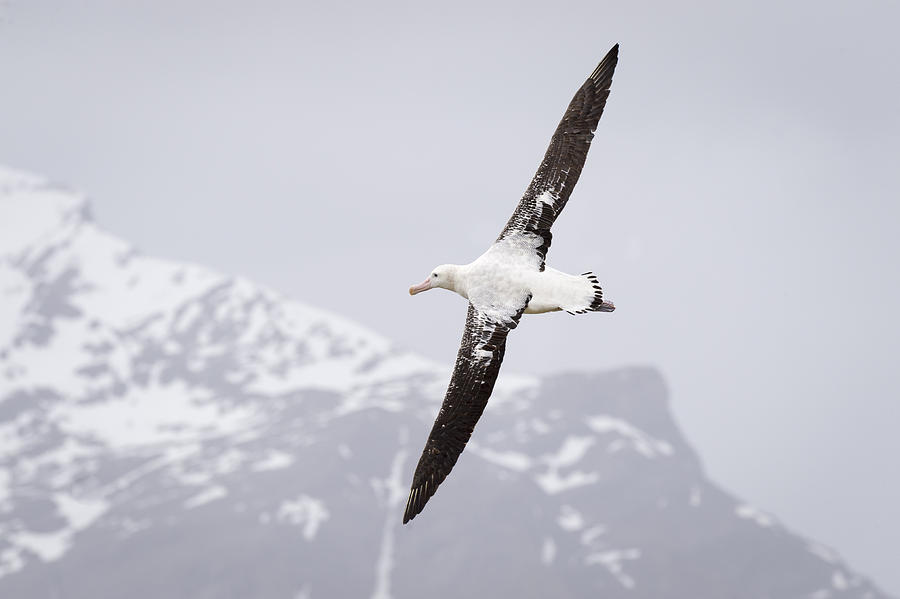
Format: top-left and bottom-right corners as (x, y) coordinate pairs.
(432, 273), (437, 278)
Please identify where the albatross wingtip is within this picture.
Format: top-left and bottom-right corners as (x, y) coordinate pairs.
(589, 44), (620, 84)
(402, 485), (425, 524)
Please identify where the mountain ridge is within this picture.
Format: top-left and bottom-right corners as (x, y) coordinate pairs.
(0, 165), (893, 599)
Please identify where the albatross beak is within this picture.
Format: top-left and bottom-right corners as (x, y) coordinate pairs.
(409, 277), (432, 295)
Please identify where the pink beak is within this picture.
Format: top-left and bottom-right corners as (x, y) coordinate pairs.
(409, 277), (432, 295)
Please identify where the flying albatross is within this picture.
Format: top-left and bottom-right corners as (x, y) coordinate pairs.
(403, 44), (620, 524)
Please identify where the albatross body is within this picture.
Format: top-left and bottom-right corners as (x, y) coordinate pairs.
(404, 44), (620, 524)
(409, 248), (613, 317)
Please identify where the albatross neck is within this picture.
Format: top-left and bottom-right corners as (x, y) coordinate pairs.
(442, 264), (470, 299)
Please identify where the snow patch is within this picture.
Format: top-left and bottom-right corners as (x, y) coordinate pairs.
(808, 542), (838, 564)
(115, 518), (151, 538)
(689, 485), (702, 507)
(534, 469), (599, 495)
(735, 504), (774, 528)
(0, 264), (31, 348)
(534, 436), (599, 494)
(184, 485), (228, 509)
(0, 175), (86, 258)
(585, 548), (641, 589)
(8, 531), (70, 562)
(468, 444), (532, 472)
(211, 448), (247, 475)
(587, 415), (673, 458)
(581, 525), (607, 545)
(54, 493), (108, 530)
(251, 450), (294, 472)
(0, 547), (25, 579)
(5, 493), (109, 566)
(54, 381), (258, 449)
(0, 467), (13, 507)
(541, 538), (557, 565)
(277, 495), (330, 541)
(0, 164), (46, 189)
(530, 418), (551, 434)
(558, 505), (585, 531)
(62, 228), (220, 329)
(543, 435), (595, 467)
(832, 570), (848, 590)
(490, 372), (539, 403)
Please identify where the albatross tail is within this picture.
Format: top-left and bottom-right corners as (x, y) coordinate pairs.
(564, 271), (615, 315)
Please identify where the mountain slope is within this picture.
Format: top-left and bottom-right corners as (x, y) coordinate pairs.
(0, 166), (892, 598)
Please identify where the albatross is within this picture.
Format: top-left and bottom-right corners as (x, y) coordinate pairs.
(403, 44), (620, 524)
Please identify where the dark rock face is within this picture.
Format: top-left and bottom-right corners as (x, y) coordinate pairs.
(0, 167), (893, 599)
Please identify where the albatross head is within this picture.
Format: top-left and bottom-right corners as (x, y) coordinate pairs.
(409, 265), (461, 296)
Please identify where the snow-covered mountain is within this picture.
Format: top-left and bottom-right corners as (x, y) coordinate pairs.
(0, 166), (893, 598)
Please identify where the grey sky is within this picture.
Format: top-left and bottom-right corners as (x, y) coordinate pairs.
(2, 0), (899, 592)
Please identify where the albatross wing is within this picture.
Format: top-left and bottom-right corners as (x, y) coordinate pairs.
(403, 45), (620, 524)
(403, 302), (527, 524)
(498, 44), (619, 268)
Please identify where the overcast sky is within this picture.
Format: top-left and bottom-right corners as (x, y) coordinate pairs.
(2, 0), (899, 592)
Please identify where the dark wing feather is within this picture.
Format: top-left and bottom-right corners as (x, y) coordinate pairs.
(403, 302), (527, 524)
(497, 44), (619, 268)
